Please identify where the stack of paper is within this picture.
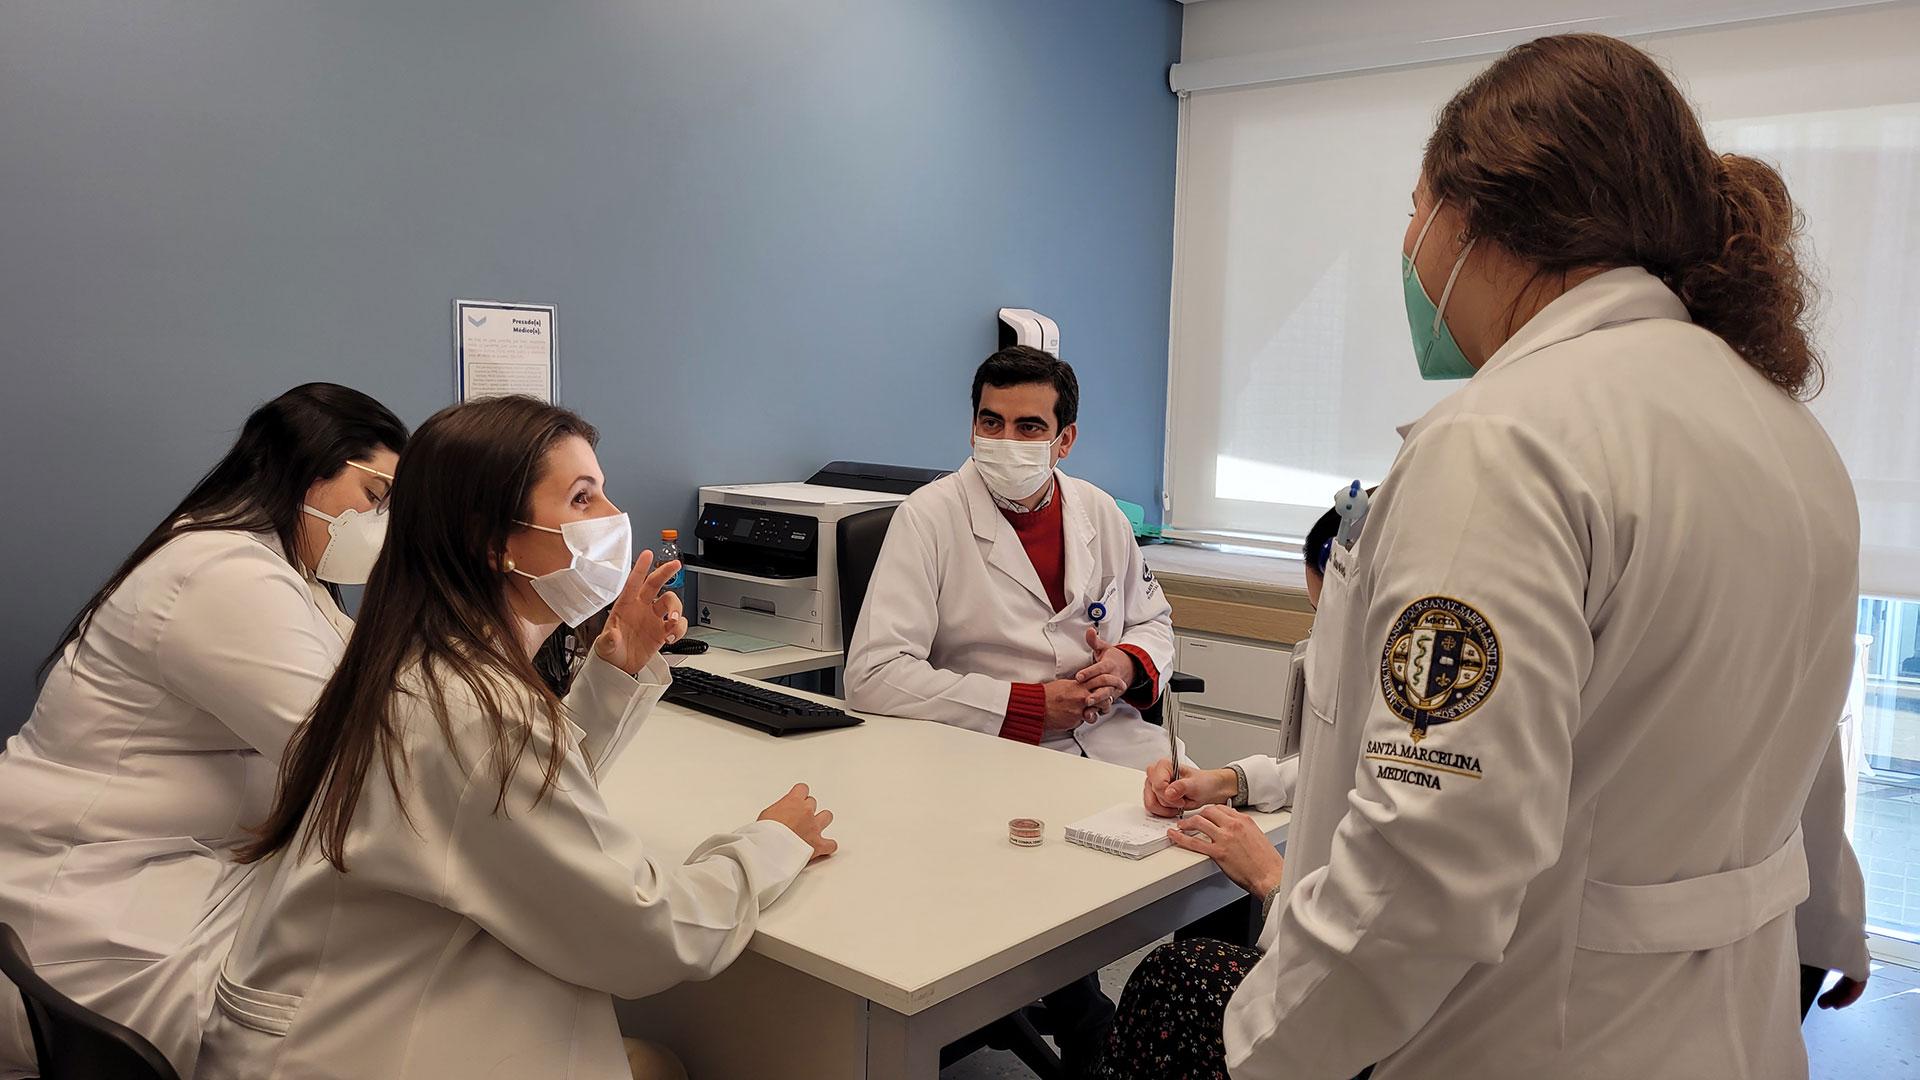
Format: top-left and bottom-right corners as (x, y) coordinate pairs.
(1065, 803), (1182, 859)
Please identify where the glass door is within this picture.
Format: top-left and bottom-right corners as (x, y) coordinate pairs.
(1855, 596), (1920, 964)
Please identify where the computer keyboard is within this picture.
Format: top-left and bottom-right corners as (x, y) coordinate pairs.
(662, 667), (863, 736)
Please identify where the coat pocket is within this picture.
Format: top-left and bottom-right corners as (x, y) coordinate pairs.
(38, 836), (223, 963)
(1575, 826), (1808, 954)
(213, 967), (303, 1036)
(1302, 551), (1358, 715)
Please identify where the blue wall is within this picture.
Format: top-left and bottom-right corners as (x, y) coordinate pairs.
(0, 1), (1181, 730)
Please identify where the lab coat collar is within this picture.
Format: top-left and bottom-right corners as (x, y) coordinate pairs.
(959, 459), (1055, 609)
(1476, 266), (1690, 379)
(251, 527), (354, 644)
(1059, 480), (1101, 613)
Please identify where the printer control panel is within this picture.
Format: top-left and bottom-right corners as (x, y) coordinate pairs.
(698, 505), (816, 552)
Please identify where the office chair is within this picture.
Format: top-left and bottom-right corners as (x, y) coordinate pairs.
(836, 505), (898, 651)
(0, 923), (181, 1080)
(1139, 671), (1206, 726)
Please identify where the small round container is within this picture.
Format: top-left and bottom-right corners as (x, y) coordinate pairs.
(1009, 818), (1045, 848)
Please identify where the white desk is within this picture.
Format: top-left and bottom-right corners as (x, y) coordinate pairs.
(607, 653), (1288, 1078)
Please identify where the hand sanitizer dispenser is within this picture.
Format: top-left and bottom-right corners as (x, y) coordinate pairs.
(998, 308), (1060, 358)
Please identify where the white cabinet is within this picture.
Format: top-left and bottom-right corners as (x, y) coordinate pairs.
(1176, 634), (1292, 720)
(1170, 633), (1295, 766)
(1179, 706), (1286, 769)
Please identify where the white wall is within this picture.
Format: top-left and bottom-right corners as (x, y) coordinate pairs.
(1175, 0), (1904, 90)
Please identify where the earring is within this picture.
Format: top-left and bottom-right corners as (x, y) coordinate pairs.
(503, 557), (516, 574)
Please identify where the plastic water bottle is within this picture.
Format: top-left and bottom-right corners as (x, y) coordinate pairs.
(658, 529), (685, 597)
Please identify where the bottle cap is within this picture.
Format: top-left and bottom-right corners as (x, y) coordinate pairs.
(661, 529), (679, 541)
(1009, 818), (1045, 847)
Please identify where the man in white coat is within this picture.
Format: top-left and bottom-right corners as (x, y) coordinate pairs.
(844, 345), (1175, 1075)
(845, 345), (1176, 769)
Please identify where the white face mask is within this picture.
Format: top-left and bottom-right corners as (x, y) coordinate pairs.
(972, 436), (1058, 502)
(301, 505), (389, 586)
(300, 459), (396, 585)
(511, 512), (632, 627)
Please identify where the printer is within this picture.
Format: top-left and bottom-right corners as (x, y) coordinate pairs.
(685, 462), (948, 651)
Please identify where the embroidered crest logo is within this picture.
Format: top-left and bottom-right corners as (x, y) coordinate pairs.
(1380, 596), (1500, 741)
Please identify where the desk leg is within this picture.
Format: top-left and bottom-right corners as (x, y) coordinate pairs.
(618, 951), (866, 1078)
(867, 1004), (942, 1079)
(875, 870), (1250, 1077)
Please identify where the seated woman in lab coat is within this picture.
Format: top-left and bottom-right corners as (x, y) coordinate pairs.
(1139, 504), (1341, 898)
(0, 383), (406, 1080)
(196, 395), (836, 1080)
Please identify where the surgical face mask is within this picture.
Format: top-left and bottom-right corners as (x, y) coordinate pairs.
(1403, 201), (1479, 380)
(301, 462), (396, 586)
(972, 436), (1058, 502)
(301, 505), (389, 585)
(511, 512), (632, 627)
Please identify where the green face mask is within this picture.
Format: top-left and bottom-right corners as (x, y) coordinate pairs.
(1403, 202), (1479, 380)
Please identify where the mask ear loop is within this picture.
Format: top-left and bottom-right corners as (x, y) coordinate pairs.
(1432, 238), (1477, 336)
(1408, 201), (1444, 264)
(1409, 199), (1477, 337)
(508, 521), (562, 581)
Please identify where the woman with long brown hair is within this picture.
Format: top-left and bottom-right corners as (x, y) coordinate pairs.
(1096, 33), (1857, 1080)
(0, 383), (405, 1079)
(195, 395), (836, 1080)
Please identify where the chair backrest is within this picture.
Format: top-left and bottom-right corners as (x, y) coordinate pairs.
(836, 505), (898, 651)
(1138, 671), (1204, 727)
(0, 923), (181, 1080)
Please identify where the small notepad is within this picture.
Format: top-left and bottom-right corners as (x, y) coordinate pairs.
(1065, 803), (1182, 859)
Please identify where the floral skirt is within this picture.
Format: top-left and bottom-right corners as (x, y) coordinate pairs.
(1090, 939), (1258, 1080)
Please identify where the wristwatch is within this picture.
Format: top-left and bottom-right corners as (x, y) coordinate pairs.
(1227, 763), (1251, 809)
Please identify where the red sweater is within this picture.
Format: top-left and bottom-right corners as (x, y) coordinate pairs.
(997, 487), (1159, 744)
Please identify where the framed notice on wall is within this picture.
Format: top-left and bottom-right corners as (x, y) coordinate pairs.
(454, 299), (557, 402)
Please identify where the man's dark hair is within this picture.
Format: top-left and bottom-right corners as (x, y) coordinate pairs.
(971, 345), (1079, 431)
(1303, 506), (1341, 577)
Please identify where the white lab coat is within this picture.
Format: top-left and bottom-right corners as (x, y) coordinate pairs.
(1795, 637), (1871, 981)
(844, 460), (1178, 769)
(0, 528), (350, 1079)
(1228, 638), (1306, 813)
(1223, 268), (1859, 1080)
(1232, 601), (1864, 1012)
(196, 653), (812, 1080)
(1234, 599), (1868, 1006)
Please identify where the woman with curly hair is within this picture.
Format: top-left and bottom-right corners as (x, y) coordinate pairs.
(1098, 33), (1856, 1080)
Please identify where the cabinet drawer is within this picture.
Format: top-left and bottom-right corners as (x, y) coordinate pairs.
(1175, 706), (1285, 769)
(1175, 635), (1292, 722)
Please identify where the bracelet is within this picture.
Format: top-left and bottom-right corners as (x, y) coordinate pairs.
(1228, 763), (1250, 809)
(1261, 884), (1281, 923)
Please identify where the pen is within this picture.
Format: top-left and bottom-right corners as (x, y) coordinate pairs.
(1169, 699), (1182, 818)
